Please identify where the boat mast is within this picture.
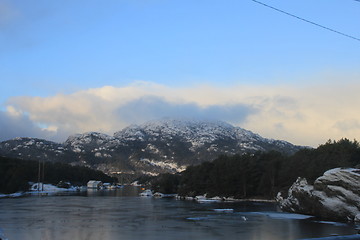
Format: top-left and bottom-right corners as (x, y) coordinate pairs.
(41, 160), (45, 191)
(37, 160), (41, 192)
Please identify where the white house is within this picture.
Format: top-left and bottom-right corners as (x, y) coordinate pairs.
(87, 180), (103, 189)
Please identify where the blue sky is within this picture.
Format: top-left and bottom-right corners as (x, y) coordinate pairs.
(1, 0), (360, 146)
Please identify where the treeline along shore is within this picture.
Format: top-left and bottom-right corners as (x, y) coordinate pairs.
(0, 156), (116, 194)
(144, 139), (360, 199)
(1, 138), (359, 200)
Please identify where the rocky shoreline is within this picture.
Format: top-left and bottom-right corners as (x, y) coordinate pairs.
(277, 168), (360, 223)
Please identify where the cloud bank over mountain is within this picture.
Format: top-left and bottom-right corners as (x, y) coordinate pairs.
(0, 108), (60, 142)
(2, 79), (360, 146)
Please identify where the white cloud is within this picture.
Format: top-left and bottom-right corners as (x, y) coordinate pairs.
(6, 105), (22, 117)
(3, 78), (360, 146)
(0, 109), (68, 142)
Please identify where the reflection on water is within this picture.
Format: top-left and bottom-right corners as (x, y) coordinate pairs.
(0, 186), (357, 240)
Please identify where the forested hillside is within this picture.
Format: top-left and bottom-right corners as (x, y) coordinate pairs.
(0, 156), (116, 194)
(149, 139), (360, 199)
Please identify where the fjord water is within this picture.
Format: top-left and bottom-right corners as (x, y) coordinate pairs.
(0, 187), (357, 240)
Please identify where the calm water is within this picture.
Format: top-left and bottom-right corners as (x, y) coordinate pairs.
(0, 186), (358, 240)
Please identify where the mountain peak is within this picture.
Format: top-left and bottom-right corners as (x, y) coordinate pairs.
(64, 132), (115, 152)
(0, 118), (302, 176)
(115, 118), (236, 140)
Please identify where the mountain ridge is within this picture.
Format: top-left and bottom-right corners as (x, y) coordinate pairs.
(0, 118), (303, 176)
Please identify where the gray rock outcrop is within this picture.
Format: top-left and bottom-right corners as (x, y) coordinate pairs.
(277, 168), (360, 222)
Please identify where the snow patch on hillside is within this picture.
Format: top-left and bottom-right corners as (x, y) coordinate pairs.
(140, 158), (186, 172)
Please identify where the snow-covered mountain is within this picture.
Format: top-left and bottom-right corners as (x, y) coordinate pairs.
(0, 119), (302, 176)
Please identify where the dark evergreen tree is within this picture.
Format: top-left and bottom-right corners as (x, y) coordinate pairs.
(150, 139), (360, 199)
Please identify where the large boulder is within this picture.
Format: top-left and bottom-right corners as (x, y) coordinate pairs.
(277, 168), (360, 222)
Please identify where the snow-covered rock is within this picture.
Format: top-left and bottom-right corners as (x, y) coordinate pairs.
(278, 168), (360, 222)
(139, 189), (153, 197)
(355, 213), (360, 222)
(195, 195), (222, 203)
(276, 177), (314, 213)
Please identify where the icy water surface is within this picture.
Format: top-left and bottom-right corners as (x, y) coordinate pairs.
(0, 186), (358, 240)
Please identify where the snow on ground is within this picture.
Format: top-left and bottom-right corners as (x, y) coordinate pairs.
(140, 158), (186, 172)
(29, 183), (81, 194)
(0, 183), (81, 198)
